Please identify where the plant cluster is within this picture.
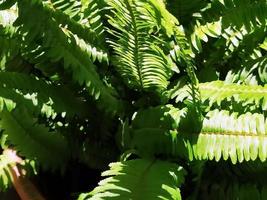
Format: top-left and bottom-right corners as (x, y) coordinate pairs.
(0, 0), (267, 199)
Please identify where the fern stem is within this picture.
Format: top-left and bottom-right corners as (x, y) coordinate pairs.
(4, 149), (45, 200)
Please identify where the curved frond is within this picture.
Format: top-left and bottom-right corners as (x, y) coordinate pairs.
(78, 159), (185, 200)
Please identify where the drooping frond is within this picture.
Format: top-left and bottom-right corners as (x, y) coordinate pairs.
(78, 159), (185, 200)
(106, 0), (175, 92)
(42, 0), (109, 63)
(0, 107), (70, 169)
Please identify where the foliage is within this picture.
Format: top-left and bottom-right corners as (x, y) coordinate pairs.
(0, 0), (266, 199)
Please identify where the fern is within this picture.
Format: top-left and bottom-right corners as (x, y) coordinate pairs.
(15, 0), (121, 113)
(0, 107), (69, 169)
(189, 0), (267, 53)
(106, 0), (174, 92)
(130, 106), (267, 164)
(171, 80), (267, 111)
(185, 109), (267, 164)
(78, 159), (185, 200)
(1, 0), (267, 198)
(0, 72), (87, 117)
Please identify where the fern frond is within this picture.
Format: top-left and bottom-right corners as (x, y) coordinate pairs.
(0, 72), (88, 117)
(190, 0), (267, 53)
(130, 105), (267, 163)
(184, 109), (267, 163)
(0, 9), (19, 68)
(81, 0), (107, 48)
(171, 80), (267, 111)
(78, 159), (185, 200)
(47, 0), (82, 19)
(43, 0), (109, 62)
(0, 107), (70, 169)
(106, 0), (174, 92)
(15, 0), (121, 113)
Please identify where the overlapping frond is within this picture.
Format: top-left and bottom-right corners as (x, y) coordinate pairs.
(14, 0), (121, 113)
(78, 159), (185, 200)
(189, 0), (267, 53)
(130, 105), (267, 164)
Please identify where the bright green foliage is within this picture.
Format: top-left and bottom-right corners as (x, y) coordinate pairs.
(0, 0), (267, 199)
(78, 159), (185, 200)
(171, 81), (267, 111)
(106, 0), (175, 92)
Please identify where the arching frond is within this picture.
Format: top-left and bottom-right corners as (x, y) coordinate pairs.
(78, 159), (185, 200)
(81, 0), (107, 48)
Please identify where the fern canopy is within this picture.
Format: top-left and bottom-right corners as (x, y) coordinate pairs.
(0, 0), (267, 199)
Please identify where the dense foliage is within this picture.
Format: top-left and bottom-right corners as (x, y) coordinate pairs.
(0, 0), (267, 199)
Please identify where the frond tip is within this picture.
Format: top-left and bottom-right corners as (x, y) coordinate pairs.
(78, 159), (185, 200)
